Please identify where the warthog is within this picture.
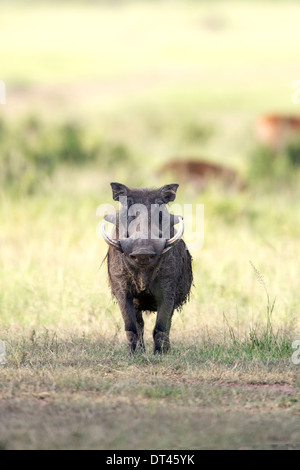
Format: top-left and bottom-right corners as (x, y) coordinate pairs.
(101, 182), (193, 354)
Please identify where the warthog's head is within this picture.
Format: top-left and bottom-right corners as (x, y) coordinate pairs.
(101, 182), (184, 268)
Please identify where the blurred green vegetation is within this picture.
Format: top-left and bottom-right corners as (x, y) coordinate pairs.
(286, 137), (300, 167)
(0, 0), (299, 196)
(0, 116), (135, 195)
(247, 143), (300, 188)
(1, 113), (300, 197)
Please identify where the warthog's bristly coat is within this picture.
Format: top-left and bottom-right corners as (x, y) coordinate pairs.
(103, 183), (193, 354)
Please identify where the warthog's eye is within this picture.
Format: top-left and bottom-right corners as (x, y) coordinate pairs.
(126, 197), (134, 206)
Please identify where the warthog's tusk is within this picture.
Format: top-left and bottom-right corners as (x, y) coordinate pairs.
(102, 217), (184, 255)
(101, 222), (122, 251)
(162, 216), (184, 254)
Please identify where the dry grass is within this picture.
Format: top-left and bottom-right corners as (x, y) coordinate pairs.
(0, 330), (299, 450)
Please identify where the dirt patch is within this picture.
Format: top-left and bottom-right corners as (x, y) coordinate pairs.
(224, 383), (297, 393)
(0, 395), (299, 450)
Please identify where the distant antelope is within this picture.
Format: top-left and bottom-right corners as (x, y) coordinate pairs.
(255, 114), (300, 151)
(161, 159), (244, 189)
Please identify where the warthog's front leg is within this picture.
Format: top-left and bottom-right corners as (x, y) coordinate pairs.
(153, 297), (174, 354)
(136, 310), (145, 352)
(116, 295), (138, 353)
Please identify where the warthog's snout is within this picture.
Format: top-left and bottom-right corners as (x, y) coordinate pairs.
(129, 250), (157, 266)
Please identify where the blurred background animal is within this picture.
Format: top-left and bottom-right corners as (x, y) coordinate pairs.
(255, 114), (300, 151)
(161, 159), (245, 190)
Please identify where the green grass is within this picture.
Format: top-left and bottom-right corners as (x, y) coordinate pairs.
(0, 0), (300, 450)
(1, 161), (300, 448)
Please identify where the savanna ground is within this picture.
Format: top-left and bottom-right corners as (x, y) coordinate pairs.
(0, 0), (300, 450)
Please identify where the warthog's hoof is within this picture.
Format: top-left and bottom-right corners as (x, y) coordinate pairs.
(153, 331), (170, 354)
(126, 331), (138, 353)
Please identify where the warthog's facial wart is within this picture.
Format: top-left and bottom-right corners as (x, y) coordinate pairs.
(101, 182), (184, 267)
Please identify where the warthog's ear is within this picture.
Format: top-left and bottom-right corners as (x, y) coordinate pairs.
(110, 182), (129, 201)
(160, 184), (179, 203)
